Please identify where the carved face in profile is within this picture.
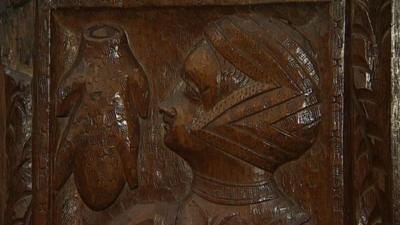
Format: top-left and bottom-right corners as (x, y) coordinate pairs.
(160, 14), (322, 184)
(160, 41), (217, 150)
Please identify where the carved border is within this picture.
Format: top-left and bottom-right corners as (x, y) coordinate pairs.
(1, 65), (7, 225)
(1, 2), (34, 224)
(33, 1), (51, 225)
(33, 1), (346, 225)
(2, 68), (33, 225)
(331, 0), (345, 224)
(347, 0), (393, 224)
(51, 0), (329, 8)
(392, 0), (400, 223)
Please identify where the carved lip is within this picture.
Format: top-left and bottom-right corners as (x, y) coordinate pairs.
(83, 23), (123, 42)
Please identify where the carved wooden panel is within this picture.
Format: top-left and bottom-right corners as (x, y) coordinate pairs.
(0, 0), (396, 225)
(27, 1), (347, 225)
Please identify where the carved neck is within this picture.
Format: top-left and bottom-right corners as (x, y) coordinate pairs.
(191, 173), (279, 205)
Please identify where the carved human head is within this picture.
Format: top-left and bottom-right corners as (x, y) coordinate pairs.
(160, 14), (321, 174)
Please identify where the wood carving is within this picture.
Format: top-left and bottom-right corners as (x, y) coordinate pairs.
(159, 14), (321, 225)
(349, 0), (392, 224)
(5, 0), (394, 224)
(42, 4), (339, 225)
(0, 0), (397, 224)
(0, 1), (34, 225)
(3, 69), (32, 225)
(54, 23), (150, 210)
(0, 0), (34, 74)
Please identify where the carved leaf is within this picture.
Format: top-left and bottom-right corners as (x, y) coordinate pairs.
(5, 77), (32, 225)
(351, 0), (391, 224)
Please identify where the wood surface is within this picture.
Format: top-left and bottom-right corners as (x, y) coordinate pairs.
(0, 0), (397, 225)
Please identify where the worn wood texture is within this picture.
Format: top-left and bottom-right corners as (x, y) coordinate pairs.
(51, 0), (330, 8)
(32, 1), (346, 225)
(3, 69), (32, 225)
(392, 0), (400, 223)
(0, 0), (34, 75)
(32, 1), (51, 225)
(0, 2), (34, 225)
(1, 65), (7, 225)
(346, 0), (393, 224)
(0, 0), (398, 225)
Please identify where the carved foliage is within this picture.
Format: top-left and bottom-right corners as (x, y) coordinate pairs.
(350, 0), (392, 224)
(0, 0), (34, 73)
(4, 72), (32, 225)
(54, 23), (150, 211)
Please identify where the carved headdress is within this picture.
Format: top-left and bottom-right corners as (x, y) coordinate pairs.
(191, 14), (321, 172)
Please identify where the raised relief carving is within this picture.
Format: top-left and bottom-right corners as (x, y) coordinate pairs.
(159, 14), (321, 225)
(31, 4), (339, 225)
(350, 0), (392, 224)
(4, 70), (32, 225)
(54, 23), (150, 210)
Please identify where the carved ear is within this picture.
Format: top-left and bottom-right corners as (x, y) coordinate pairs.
(128, 68), (150, 118)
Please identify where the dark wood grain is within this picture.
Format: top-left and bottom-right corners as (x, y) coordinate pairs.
(3, 68), (32, 225)
(47, 4), (340, 225)
(392, 1), (400, 224)
(1, 65), (7, 225)
(0, 0), (398, 225)
(0, 2), (34, 225)
(346, 0), (393, 224)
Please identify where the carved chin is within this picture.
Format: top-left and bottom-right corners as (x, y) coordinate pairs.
(163, 129), (178, 149)
(163, 128), (190, 152)
(163, 132), (173, 146)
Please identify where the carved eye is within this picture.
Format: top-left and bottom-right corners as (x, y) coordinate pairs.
(60, 86), (72, 100)
(184, 80), (201, 102)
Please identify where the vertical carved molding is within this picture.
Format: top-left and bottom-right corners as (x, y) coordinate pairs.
(349, 0), (393, 224)
(0, 1), (34, 224)
(332, 1), (346, 224)
(32, 1), (51, 224)
(392, 0), (400, 223)
(1, 65), (7, 225)
(0, 0), (34, 75)
(1, 67), (33, 225)
(3, 69), (32, 225)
